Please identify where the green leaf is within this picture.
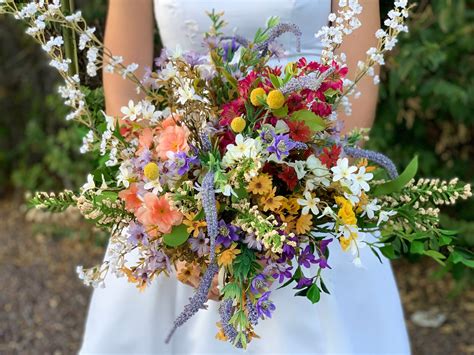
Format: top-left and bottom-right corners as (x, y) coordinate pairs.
(424, 250), (446, 265)
(410, 240), (425, 254)
(380, 245), (397, 259)
(290, 109), (325, 132)
(222, 282), (242, 300)
(319, 278), (331, 295)
(373, 156), (418, 196)
(272, 105), (288, 118)
(269, 73), (282, 88)
(306, 283), (321, 304)
(162, 224), (190, 247)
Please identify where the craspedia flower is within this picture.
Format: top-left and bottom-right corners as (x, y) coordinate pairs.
(266, 89), (285, 109)
(230, 116), (246, 133)
(143, 162), (159, 180)
(250, 87), (266, 106)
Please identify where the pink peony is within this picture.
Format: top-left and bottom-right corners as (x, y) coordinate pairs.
(155, 125), (190, 160)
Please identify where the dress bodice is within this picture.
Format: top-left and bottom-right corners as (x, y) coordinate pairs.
(154, 0), (331, 63)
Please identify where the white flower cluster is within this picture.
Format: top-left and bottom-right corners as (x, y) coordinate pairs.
(315, 0), (363, 64)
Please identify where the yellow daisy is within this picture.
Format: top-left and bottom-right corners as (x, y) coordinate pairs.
(296, 213), (313, 235)
(248, 174), (273, 195)
(183, 212), (207, 237)
(218, 243), (241, 267)
(260, 187), (285, 212)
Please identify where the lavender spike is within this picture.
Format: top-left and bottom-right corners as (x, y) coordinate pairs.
(165, 171), (219, 343)
(280, 67), (335, 95)
(219, 299), (243, 348)
(291, 141), (308, 150)
(255, 23), (302, 57)
(344, 146), (399, 179)
(220, 35), (250, 48)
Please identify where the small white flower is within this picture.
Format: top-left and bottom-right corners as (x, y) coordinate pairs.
(222, 134), (261, 167)
(81, 174), (95, 191)
(361, 198), (381, 219)
(144, 179), (163, 194)
(377, 210), (397, 226)
(331, 158), (357, 182)
(351, 166), (373, 194)
(117, 162), (135, 188)
(120, 100), (142, 121)
(297, 191), (320, 216)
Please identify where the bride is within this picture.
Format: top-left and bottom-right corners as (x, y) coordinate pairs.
(80, 0), (410, 354)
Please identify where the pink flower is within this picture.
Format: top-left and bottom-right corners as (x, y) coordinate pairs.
(136, 193), (183, 234)
(155, 125), (190, 160)
(118, 183), (142, 212)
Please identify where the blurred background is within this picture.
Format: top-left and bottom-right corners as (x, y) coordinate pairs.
(0, 0), (473, 354)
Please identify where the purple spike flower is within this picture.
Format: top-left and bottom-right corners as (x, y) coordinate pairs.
(219, 299), (243, 348)
(280, 67), (335, 95)
(165, 172), (219, 344)
(344, 146), (399, 179)
(255, 23), (302, 57)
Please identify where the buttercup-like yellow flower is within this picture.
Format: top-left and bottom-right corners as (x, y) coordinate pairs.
(143, 162), (159, 180)
(230, 116), (246, 133)
(339, 236), (351, 251)
(338, 200), (357, 225)
(250, 87), (266, 106)
(218, 243), (241, 266)
(248, 174), (272, 195)
(177, 262), (200, 285)
(183, 212), (207, 237)
(283, 197), (301, 215)
(296, 213), (313, 234)
(266, 89), (285, 109)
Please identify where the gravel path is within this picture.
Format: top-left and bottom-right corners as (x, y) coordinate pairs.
(1, 199), (472, 354)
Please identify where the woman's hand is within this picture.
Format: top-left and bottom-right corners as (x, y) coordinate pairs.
(175, 261), (220, 301)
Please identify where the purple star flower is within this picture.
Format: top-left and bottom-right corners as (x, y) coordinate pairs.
(188, 232), (210, 257)
(267, 133), (297, 160)
(133, 148), (152, 171)
(271, 264), (293, 283)
(315, 239), (332, 269)
(295, 276), (313, 289)
(298, 245), (318, 268)
(127, 222), (149, 246)
(250, 274), (268, 295)
(147, 249), (171, 272)
(216, 220), (240, 248)
(256, 291), (276, 319)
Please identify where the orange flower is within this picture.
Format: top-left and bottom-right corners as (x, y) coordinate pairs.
(260, 187), (285, 212)
(118, 183), (142, 212)
(296, 213), (312, 234)
(159, 114), (181, 130)
(136, 193), (183, 234)
(156, 125), (190, 160)
(137, 127), (154, 155)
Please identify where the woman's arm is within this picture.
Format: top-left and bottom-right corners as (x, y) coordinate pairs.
(103, 0), (154, 117)
(332, 0), (380, 134)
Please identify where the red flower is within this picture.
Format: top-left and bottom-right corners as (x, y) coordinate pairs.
(287, 120), (311, 142)
(218, 130), (236, 155)
(219, 99), (245, 126)
(278, 165), (298, 190)
(319, 145), (342, 168)
(311, 101), (332, 117)
(286, 93), (305, 113)
(238, 71), (258, 98)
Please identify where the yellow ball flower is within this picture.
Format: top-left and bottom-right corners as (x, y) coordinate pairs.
(230, 116), (246, 133)
(143, 162), (159, 180)
(250, 87), (266, 106)
(266, 89), (285, 110)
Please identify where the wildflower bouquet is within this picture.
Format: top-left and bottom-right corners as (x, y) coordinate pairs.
(2, 0), (472, 349)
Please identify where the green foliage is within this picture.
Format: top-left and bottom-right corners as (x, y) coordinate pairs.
(371, 1), (473, 224)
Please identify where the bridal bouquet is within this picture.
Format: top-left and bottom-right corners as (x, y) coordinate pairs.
(2, 0), (472, 349)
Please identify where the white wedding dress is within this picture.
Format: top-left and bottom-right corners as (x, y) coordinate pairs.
(79, 1), (411, 354)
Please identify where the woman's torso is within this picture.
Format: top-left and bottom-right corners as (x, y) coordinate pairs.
(154, 0), (331, 63)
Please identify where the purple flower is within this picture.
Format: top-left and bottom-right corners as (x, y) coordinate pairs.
(169, 151), (199, 175)
(133, 148), (152, 171)
(298, 245), (318, 268)
(127, 222), (149, 246)
(243, 233), (262, 251)
(154, 48), (169, 68)
(216, 220), (240, 248)
(271, 264), (293, 283)
(221, 38), (239, 62)
(267, 133), (297, 160)
(344, 146), (399, 179)
(250, 274), (268, 294)
(295, 276), (313, 289)
(183, 51), (207, 66)
(320, 238), (332, 254)
(256, 291), (276, 319)
(147, 249), (171, 272)
(188, 232), (210, 257)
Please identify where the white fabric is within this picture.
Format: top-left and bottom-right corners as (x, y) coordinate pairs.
(80, 1), (411, 354)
